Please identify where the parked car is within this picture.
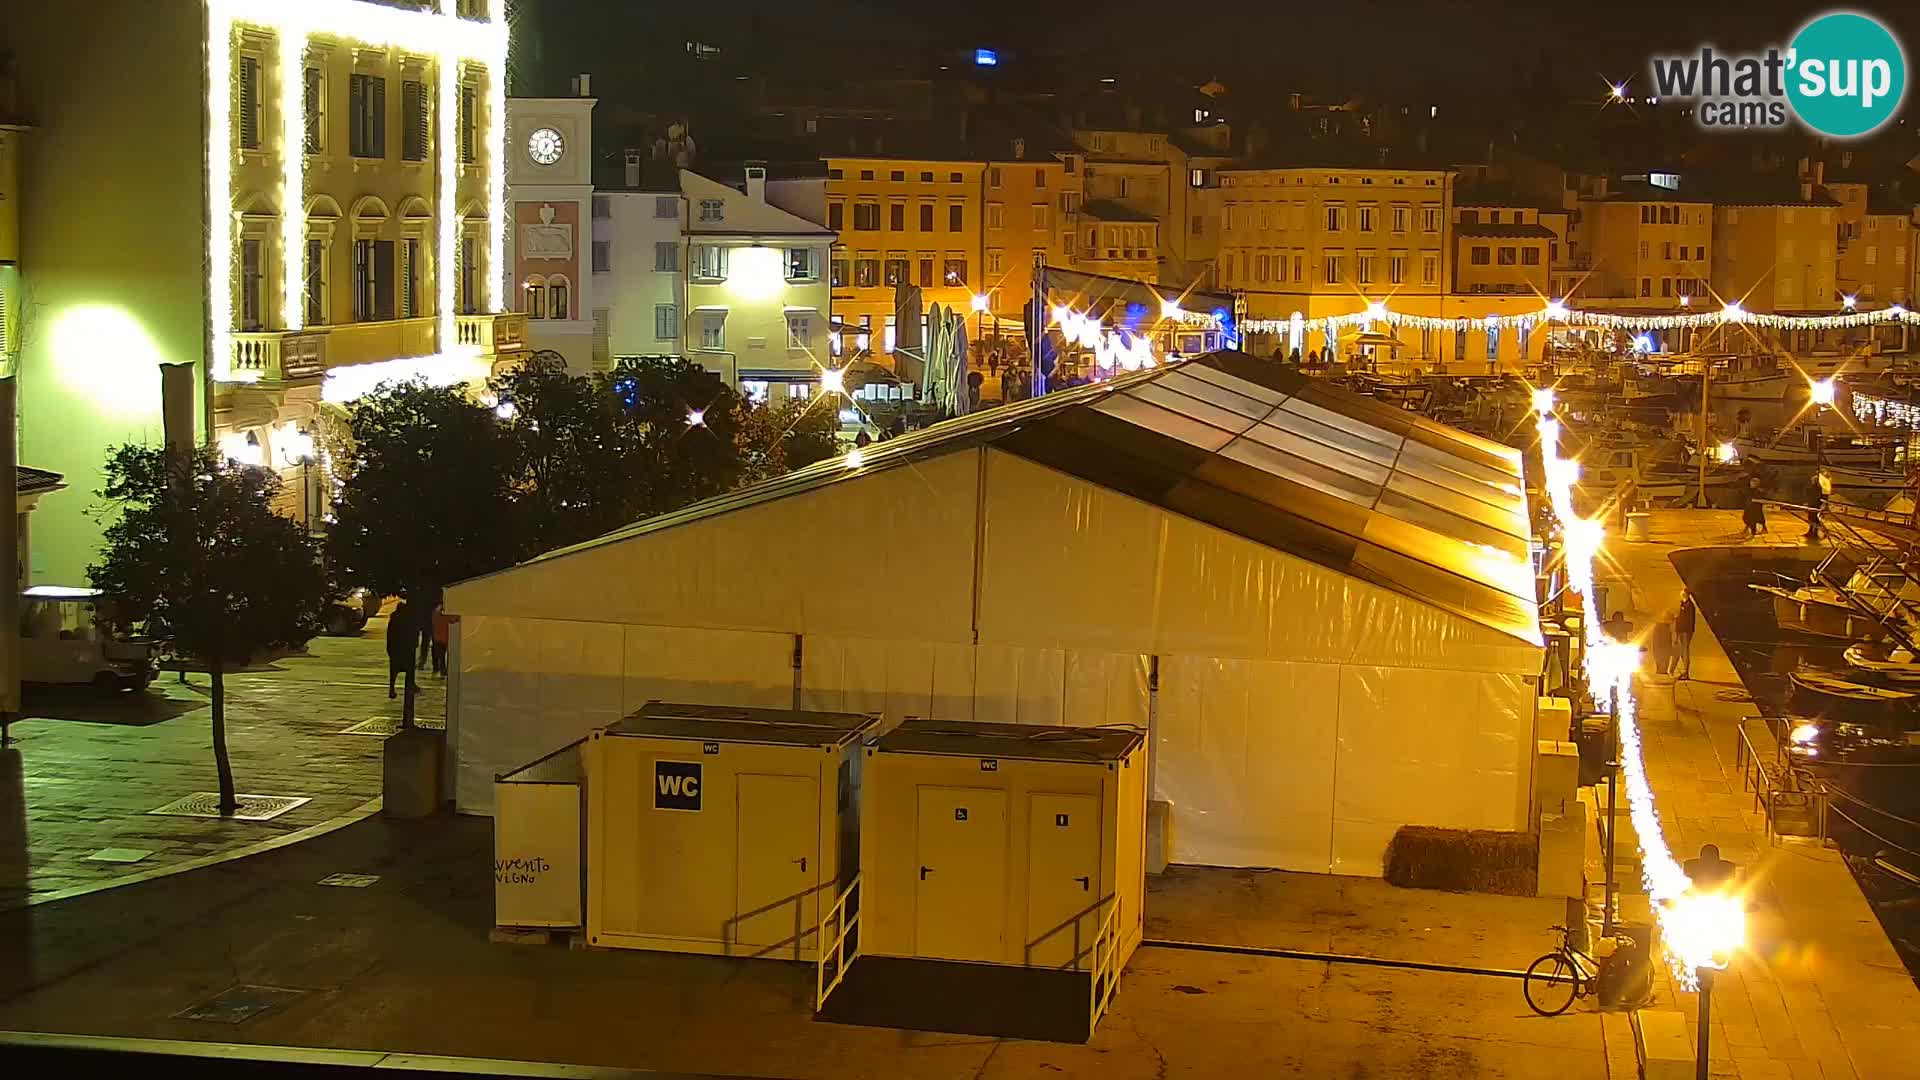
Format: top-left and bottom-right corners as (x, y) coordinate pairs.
(19, 585), (153, 691)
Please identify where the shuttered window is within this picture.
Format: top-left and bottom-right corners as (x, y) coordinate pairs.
(401, 80), (428, 161)
(303, 67), (323, 152)
(459, 83), (477, 163)
(238, 56), (261, 149)
(349, 74), (385, 158)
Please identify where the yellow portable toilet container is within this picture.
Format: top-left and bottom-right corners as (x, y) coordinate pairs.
(820, 721), (1146, 1041)
(584, 701), (877, 960)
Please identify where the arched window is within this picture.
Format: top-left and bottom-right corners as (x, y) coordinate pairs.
(523, 275), (547, 320)
(546, 274), (571, 320)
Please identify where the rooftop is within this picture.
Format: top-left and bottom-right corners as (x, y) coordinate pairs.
(875, 719), (1144, 764)
(606, 702), (879, 749)
(1456, 222), (1558, 239)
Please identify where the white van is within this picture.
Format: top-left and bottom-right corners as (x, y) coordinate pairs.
(20, 586), (154, 691)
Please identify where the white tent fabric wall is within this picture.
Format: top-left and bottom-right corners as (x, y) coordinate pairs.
(450, 438), (1539, 874)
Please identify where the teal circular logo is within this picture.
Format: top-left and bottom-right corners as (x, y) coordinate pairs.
(1787, 12), (1907, 137)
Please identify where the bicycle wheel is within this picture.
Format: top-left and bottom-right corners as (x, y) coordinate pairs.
(1524, 953), (1579, 1016)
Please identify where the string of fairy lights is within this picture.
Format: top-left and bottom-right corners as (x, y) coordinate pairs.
(1242, 296), (1916, 339)
(1534, 389), (1744, 989)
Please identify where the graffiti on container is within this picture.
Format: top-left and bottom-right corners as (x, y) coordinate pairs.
(494, 855), (553, 885)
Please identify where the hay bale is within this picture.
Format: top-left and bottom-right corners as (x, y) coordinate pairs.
(1385, 825), (1539, 896)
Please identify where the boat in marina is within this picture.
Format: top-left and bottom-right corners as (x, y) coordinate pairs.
(1710, 354), (1796, 403)
(1787, 668), (1920, 713)
(1828, 465), (1912, 500)
(1734, 426), (1905, 469)
(1844, 642), (1920, 685)
(1751, 566), (1920, 640)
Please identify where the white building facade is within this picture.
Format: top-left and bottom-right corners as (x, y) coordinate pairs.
(594, 154), (686, 364)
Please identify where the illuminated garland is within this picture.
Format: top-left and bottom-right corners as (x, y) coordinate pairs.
(208, 0), (509, 390)
(1244, 298), (1913, 336)
(1536, 394), (1744, 987)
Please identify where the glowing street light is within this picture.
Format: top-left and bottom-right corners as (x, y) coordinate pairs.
(1716, 442), (1738, 464)
(844, 447), (865, 469)
(1544, 299), (1570, 321)
(1160, 297), (1184, 320)
(1664, 888), (1747, 1078)
(1810, 378), (1836, 407)
(1843, 294), (1859, 311)
(1610, 83), (1627, 100)
(686, 408), (705, 427)
(819, 367), (846, 396)
(969, 293), (991, 314)
(1365, 299), (1389, 323)
(494, 400), (517, 420)
(1531, 387), (1557, 416)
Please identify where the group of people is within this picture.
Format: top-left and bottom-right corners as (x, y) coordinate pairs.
(1740, 466), (1832, 542)
(385, 594), (450, 699)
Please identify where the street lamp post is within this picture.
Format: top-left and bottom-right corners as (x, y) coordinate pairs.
(1696, 967), (1715, 1080)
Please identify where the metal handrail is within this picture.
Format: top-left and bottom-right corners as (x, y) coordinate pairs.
(1088, 895), (1122, 1033)
(814, 875), (861, 1012)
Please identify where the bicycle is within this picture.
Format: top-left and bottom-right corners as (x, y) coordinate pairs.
(1524, 924), (1599, 1016)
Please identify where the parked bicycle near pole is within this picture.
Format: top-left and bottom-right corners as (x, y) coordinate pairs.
(1524, 924), (1599, 1016)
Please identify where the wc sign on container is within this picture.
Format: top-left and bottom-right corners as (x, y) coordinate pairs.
(655, 760), (703, 811)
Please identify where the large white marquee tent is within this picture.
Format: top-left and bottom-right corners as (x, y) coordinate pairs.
(446, 353), (1544, 875)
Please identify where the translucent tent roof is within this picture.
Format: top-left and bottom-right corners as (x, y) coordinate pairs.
(519, 352), (1539, 644)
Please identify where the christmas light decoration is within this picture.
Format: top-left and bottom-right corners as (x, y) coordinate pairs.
(208, 0), (510, 384)
(321, 352), (492, 404)
(1810, 378), (1836, 406)
(1538, 411), (1715, 988)
(1239, 295), (1918, 337)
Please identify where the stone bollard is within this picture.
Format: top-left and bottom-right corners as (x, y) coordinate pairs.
(383, 727), (445, 818)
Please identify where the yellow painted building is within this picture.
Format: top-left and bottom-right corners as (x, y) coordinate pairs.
(3, 0), (524, 579)
(826, 156), (984, 368)
(1711, 196), (1839, 314)
(981, 153), (1081, 331)
(1072, 124), (1232, 287)
(1576, 186), (1713, 306)
(1827, 180), (1912, 305)
(1450, 189), (1553, 298)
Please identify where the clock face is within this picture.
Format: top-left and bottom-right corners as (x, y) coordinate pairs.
(528, 127), (564, 166)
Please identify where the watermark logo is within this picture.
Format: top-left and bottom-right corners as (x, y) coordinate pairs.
(1649, 10), (1906, 138)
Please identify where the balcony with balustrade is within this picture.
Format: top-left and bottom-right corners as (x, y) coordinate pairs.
(457, 311), (529, 356)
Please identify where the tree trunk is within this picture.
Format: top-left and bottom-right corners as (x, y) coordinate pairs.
(211, 660), (238, 814)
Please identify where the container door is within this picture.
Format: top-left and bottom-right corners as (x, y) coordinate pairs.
(914, 786), (1006, 962)
(1025, 793), (1102, 970)
(734, 773), (819, 956)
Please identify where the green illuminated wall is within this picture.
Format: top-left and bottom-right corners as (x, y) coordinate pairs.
(3, 1), (209, 585)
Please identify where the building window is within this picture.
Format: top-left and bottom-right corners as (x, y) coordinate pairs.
(920, 171), (934, 182)
(1191, 168), (1206, 188)
(699, 199), (725, 223)
(350, 74), (386, 159)
(1454, 326), (1467, 358)
(1422, 206), (1440, 232)
(1358, 206), (1376, 232)
(401, 80), (428, 162)
(592, 196), (611, 219)
(950, 172), (963, 183)
(459, 236), (477, 314)
(654, 241), (677, 272)
(918, 256), (934, 286)
(1254, 254), (1269, 282)
(692, 244), (729, 280)
(592, 240), (611, 273)
(860, 170), (875, 181)
(238, 55), (261, 150)
(1459, 210), (1479, 226)
(788, 247), (818, 280)
(354, 239), (395, 321)
(1660, 278), (1673, 297)
(949, 204), (964, 231)
(944, 258), (968, 286)
(699, 312), (725, 350)
(1389, 253), (1406, 284)
(1061, 192), (1081, 215)
(855, 257), (879, 287)
(655, 303), (678, 341)
(989, 166), (1002, 188)
(890, 203), (905, 231)
(787, 313), (812, 349)
(1521, 247), (1540, 266)
(1486, 326), (1500, 360)
(919, 203), (934, 231)
(459, 81), (477, 163)
(1640, 277), (1652, 297)
(987, 203), (1004, 229)
(1638, 240), (1650, 259)
(1064, 233), (1076, 257)
(305, 239), (326, 325)
(1325, 205), (1345, 231)
(654, 196), (677, 219)
(400, 238), (420, 318)
(831, 257), (849, 287)
(303, 66), (324, 153)
(884, 256), (909, 286)
(1517, 322), (1531, 357)
(1032, 204), (1049, 230)
(524, 276), (546, 319)
(1471, 246), (1490, 265)
(988, 249), (1005, 275)
(890, 170), (905, 182)
(828, 203), (844, 230)
(240, 238), (263, 330)
(1323, 254), (1343, 283)
(1497, 247), (1517, 265)
(1037, 169), (1048, 188)
(1356, 254), (1374, 284)
(1391, 205), (1408, 233)
(854, 203), (880, 230)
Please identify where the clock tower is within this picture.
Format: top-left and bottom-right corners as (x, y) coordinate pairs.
(506, 83), (597, 371)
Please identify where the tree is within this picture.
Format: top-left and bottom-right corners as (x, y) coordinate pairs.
(492, 354), (647, 552)
(606, 356), (748, 514)
(89, 445), (331, 813)
(327, 379), (524, 600)
(736, 398), (841, 483)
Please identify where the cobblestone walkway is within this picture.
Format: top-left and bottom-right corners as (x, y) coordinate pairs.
(1, 615), (446, 909)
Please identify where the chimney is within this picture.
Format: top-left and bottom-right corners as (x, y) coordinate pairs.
(625, 149), (642, 188)
(744, 161), (767, 203)
(571, 73), (592, 97)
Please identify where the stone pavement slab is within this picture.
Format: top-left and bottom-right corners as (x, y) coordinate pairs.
(1598, 508), (1920, 1080)
(0, 812), (1609, 1080)
(1, 615), (445, 909)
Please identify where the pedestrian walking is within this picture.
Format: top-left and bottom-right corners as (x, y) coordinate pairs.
(1674, 594), (1697, 679)
(1807, 467), (1832, 543)
(1742, 474), (1767, 538)
(430, 601), (451, 676)
(386, 598), (416, 700)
